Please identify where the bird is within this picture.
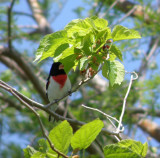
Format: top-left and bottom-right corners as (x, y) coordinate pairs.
(46, 62), (71, 121)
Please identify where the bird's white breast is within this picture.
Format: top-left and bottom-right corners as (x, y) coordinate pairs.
(47, 76), (71, 103)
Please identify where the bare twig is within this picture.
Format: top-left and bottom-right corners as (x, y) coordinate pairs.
(81, 104), (123, 142)
(115, 71), (138, 134)
(100, 0), (120, 18)
(81, 104), (123, 129)
(95, 1), (104, 16)
(146, 38), (159, 61)
(7, 0), (16, 52)
(111, 6), (137, 27)
(13, 11), (34, 18)
(49, 0), (68, 23)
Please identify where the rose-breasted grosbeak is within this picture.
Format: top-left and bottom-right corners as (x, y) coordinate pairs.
(46, 62), (71, 121)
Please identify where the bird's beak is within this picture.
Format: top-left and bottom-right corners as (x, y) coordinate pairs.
(59, 64), (64, 70)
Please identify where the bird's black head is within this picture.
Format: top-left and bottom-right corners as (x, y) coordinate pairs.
(49, 62), (66, 76)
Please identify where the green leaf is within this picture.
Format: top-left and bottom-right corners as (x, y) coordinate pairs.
(102, 60), (125, 86)
(53, 43), (70, 58)
(59, 54), (77, 73)
(81, 33), (95, 55)
(65, 19), (92, 38)
(71, 119), (104, 150)
(38, 139), (48, 153)
(31, 152), (46, 158)
(92, 18), (108, 30)
(54, 45), (74, 62)
(111, 25), (141, 41)
(108, 52), (117, 61)
(110, 45), (123, 61)
(79, 57), (88, 70)
(35, 30), (68, 62)
(48, 120), (73, 154)
(104, 144), (141, 158)
(142, 142), (148, 157)
(23, 146), (38, 158)
(118, 139), (148, 158)
(96, 27), (111, 41)
(64, 19), (81, 30)
(102, 60), (109, 79)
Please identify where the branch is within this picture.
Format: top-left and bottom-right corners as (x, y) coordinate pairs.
(81, 104), (123, 129)
(80, 71), (138, 141)
(27, 0), (52, 34)
(45, 59), (108, 109)
(146, 38), (159, 61)
(81, 104), (122, 141)
(7, 0), (16, 52)
(139, 38), (159, 81)
(116, 71), (138, 133)
(0, 94), (22, 111)
(13, 11), (34, 18)
(0, 55), (28, 80)
(44, 76), (94, 109)
(0, 79), (121, 137)
(112, 0), (151, 24)
(127, 107), (160, 117)
(0, 47), (47, 102)
(100, 0), (120, 18)
(112, 6), (137, 26)
(138, 119), (160, 142)
(8, 87), (68, 157)
(49, 0), (68, 23)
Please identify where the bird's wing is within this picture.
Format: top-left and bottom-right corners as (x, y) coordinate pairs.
(46, 76), (50, 98)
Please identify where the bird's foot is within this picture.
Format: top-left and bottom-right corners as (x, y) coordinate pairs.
(68, 90), (72, 96)
(55, 99), (59, 104)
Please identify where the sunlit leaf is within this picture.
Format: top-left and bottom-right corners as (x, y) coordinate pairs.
(48, 120), (73, 154)
(104, 144), (141, 158)
(111, 25), (141, 41)
(71, 119), (104, 150)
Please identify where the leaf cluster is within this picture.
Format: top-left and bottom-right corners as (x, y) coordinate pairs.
(24, 119), (104, 157)
(23, 120), (148, 158)
(35, 16), (141, 86)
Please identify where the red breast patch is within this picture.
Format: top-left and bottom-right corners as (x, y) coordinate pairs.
(52, 74), (67, 88)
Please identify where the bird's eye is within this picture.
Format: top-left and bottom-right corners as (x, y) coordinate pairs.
(59, 64), (64, 70)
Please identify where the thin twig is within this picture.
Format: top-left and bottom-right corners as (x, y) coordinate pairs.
(13, 11), (34, 18)
(100, 0), (120, 18)
(7, 0), (16, 52)
(81, 104), (122, 142)
(95, 1), (104, 16)
(49, 0), (68, 23)
(111, 6), (137, 27)
(81, 104), (123, 129)
(115, 71), (138, 133)
(146, 38), (159, 61)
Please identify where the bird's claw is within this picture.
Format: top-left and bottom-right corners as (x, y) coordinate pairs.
(55, 99), (59, 104)
(68, 90), (72, 96)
